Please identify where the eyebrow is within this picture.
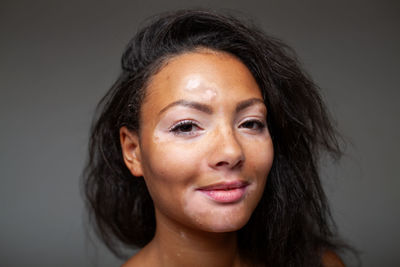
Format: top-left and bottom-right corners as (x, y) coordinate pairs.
(159, 100), (213, 115)
(159, 98), (265, 115)
(235, 98), (265, 113)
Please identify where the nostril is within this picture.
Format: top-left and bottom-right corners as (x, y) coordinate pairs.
(215, 158), (243, 168)
(233, 159), (244, 168)
(216, 161), (228, 167)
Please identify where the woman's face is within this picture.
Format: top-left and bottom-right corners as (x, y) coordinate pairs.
(120, 51), (274, 233)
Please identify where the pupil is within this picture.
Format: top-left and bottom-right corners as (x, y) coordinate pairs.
(246, 122), (254, 128)
(181, 124), (192, 132)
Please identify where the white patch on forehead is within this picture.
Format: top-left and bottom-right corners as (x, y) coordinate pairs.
(185, 76), (202, 90)
(183, 75), (218, 102)
(203, 89), (217, 101)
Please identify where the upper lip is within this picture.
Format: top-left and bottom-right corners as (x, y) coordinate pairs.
(197, 180), (249, 191)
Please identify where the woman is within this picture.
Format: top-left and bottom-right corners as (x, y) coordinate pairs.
(84, 9), (347, 266)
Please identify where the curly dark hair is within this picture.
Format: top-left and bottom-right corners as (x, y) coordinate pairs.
(84, 9), (347, 266)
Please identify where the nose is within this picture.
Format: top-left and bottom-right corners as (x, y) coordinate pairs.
(209, 125), (244, 170)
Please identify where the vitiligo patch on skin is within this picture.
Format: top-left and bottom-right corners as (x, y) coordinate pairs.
(181, 181), (260, 232)
(183, 74), (218, 102)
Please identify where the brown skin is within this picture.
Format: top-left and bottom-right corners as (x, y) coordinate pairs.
(120, 51), (343, 267)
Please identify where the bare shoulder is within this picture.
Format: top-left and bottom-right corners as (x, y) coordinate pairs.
(322, 250), (345, 267)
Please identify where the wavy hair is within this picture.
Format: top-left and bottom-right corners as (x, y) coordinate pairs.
(84, 9), (347, 266)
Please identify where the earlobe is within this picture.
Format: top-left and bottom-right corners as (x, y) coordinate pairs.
(119, 126), (143, 177)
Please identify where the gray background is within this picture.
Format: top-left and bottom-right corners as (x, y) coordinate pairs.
(1, 0), (399, 266)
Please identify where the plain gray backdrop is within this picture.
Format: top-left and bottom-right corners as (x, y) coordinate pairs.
(1, 0), (399, 266)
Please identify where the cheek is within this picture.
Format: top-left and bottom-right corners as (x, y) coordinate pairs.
(143, 140), (207, 184)
(140, 139), (212, 228)
(244, 138), (274, 200)
(140, 137), (209, 214)
(246, 138), (274, 175)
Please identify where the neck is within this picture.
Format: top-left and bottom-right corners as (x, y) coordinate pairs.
(143, 210), (245, 267)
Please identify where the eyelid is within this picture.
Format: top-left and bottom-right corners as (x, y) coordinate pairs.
(239, 118), (265, 125)
(168, 119), (204, 137)
(239, 115), (266, 124)
(168, 119), (199, 131)
(238, 117), (266, 131)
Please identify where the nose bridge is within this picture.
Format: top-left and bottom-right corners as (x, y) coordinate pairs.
(209, 121), (244, 168)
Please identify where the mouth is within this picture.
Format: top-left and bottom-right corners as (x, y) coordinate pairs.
(196, 181), (249, 203)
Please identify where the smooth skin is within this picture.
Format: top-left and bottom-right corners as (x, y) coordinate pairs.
(120, 50), (344, 267)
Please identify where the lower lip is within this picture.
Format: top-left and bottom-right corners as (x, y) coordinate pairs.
(198, 187), (247, 203)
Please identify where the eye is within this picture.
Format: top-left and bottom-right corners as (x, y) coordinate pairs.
(239, 119), (265, 131)
(169, 120), (202, 136)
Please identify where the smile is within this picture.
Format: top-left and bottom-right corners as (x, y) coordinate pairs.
(197, 181), (249, 203)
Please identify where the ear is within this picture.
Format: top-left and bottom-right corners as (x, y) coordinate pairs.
(119, 126), (143, 177)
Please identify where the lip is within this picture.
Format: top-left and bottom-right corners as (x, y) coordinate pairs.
(197, 181), (249, 203)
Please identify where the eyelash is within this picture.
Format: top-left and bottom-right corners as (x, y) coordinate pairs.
(169, 120), (201, 136)
(169, 119), (265, 136)
(239, 119), (266, 131)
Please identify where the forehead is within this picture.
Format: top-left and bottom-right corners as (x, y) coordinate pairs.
(142, 50), (262, 112)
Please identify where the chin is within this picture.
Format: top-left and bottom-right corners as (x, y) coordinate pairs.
(208, 223), (246, 233)
(198, 212), (252, 233)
